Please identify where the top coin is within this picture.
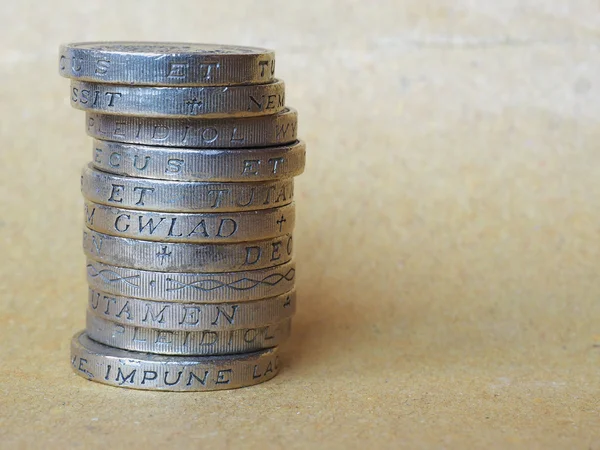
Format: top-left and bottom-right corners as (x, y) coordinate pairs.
(58, 42), (276, 86)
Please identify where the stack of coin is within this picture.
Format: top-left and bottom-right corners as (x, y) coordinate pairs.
(59, 42), (305, 391)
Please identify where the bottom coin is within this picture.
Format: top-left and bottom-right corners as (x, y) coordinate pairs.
(70, 331), (280, 391)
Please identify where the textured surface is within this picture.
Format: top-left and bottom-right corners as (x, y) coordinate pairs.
(1, 1), (600, 448)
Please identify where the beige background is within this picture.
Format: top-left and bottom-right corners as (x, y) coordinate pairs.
(1, 1), (600, 448)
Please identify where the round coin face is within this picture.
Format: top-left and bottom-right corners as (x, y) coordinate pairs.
(63, 42), (271, 55)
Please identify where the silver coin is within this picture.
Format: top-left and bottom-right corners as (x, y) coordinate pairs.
(84, 201), (295, 243)
(81, 163), (294, 212)
(88, 287), (296, 331)
(86, 313), (291, 356)
(59, 42), (275, 86)
(71, 331), (280, 391)
(70, 80), (285, 118)
(83, 229), (293, 273)
(85, 109), (297, 147)
(86, 259), (295, 302)
(91, 139), (305, 182)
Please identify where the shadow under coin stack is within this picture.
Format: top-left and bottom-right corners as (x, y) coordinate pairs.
(59, 42), (305, 391)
